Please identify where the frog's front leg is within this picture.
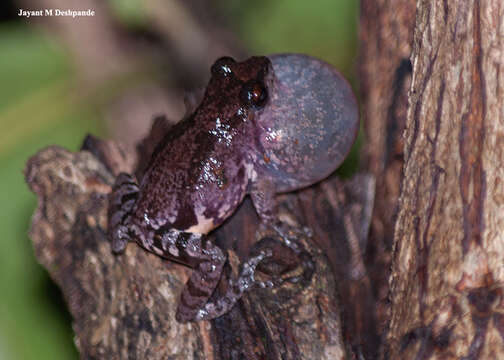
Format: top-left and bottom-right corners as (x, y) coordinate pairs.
(108, 172), (139, 253)
(249, 177), (277, 225)
(250, 177), (315, 284)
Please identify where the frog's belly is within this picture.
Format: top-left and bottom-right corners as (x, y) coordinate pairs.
(185, 217), (215, 234)
(186, 178), (247, 234)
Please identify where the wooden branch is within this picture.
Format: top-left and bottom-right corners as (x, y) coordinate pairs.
(387, 0), (504, 358)
(25, 127), (375, 358)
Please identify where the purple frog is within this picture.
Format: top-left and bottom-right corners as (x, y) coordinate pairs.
(108, 54), (359, 322)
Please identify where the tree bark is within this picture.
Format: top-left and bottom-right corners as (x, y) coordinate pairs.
(359, 0), (416, 354)
(387, 0), (504, 358)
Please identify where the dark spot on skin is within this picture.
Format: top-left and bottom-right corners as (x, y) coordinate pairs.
(213, 167), (228, 189)
(152, 235), (163, 251)
(120, 192), (138, 205)
(172, 201), (198, 230)
(187, 279), (211, 298)
(119, 211), (130, 228)
(236, 167), (245, 182)
(175, 233), (190, 249)
(120, 180), (138, 187)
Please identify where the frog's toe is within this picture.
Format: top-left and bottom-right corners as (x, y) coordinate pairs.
(111, 226), (130, 253)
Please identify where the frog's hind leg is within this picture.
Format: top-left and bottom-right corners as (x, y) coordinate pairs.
(150, 230), (268, 322)
(177, 251), (227, 323)
(108, 172), (139, 253)
(145, 230), (228, 322)
(188, 250), (269, 322)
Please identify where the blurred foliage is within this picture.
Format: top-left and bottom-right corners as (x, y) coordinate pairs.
(0, 1), (358, 359)
(0, 23), (101, 359)
(221, 0), (358, 79)
(109, 0), (146, 27)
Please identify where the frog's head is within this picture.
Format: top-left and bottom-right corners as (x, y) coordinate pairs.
(254, 53), (360, 192)
(198, 56), (273, 131)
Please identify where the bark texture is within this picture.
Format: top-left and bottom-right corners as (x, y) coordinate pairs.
(387, 0), (504, 358)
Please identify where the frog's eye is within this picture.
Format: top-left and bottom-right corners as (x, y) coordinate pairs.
(240, 80), (268, 109)
(211, 56), (236, 76)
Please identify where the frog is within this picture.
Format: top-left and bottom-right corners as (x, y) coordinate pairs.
(108, 53), (359, 323)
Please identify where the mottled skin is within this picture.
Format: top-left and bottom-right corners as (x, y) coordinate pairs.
(108, 54), (359, 322)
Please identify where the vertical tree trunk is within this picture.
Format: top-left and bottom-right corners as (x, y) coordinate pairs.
(359, 0), (416, 345)
(387, 1), (504, 358)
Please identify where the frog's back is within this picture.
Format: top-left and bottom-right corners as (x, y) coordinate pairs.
(133, 113), (250, 233)
(131, 55), (274, 233)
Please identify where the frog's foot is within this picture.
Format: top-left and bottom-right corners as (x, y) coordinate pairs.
(255, 221), (316, 287)
(162, 232), (227, 322)
(176, 256), (226, 322)
(185, 250), (272, 322)
(108, 172), (139, 253)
